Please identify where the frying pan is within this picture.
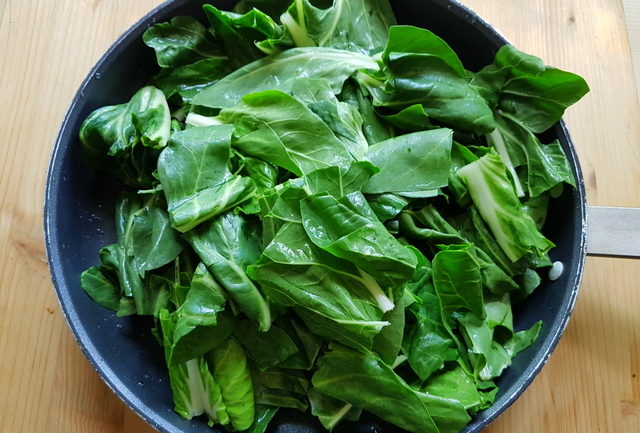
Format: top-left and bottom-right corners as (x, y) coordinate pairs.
(44, 0), (635, 432)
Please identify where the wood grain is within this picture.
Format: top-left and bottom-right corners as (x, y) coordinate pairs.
(0, 0), (638, 432)
(624, 0), (640, 102)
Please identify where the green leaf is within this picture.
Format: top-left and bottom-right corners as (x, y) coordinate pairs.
(96, 193), (180, 316)
(234, 321), (300, 371)
(249, 222), (388, 351)
(130, 202), (184, 276)
(253, 369), (310, 411)
(244, 405), (279, 433)
(233, 0), (292, 19)
(170, 310), (236, 367)
(403, 261), (459, 381)
(473, 44), (589, 133)
(303, 162), (378, 198)
(312, 344), (470, 433)
(300, 191), (418, 289)
(458, 312), (542, 380)
(457, 153), (555, 262)
(363, 129), (453, 195)
(339, 79), (395, 145)
(423, 366), (483, 413)
(399, 206), (519, 294)
(142, 16), (225, 68)
(372, 294), (406, 365)
(79, 86), (171, 187)
(192, 47), (377, 110)
(80, 266), (120, 311)
(152, 58), (232, 104)
(292, 78), (369, 160)
(157, 125), (257, 232)
(159, 310), (230, 426)
(383, 26), (465, 77)
(203, 5), (287, 68)
(368, 26), (495, 133)
(162, 263), (230, 364)
(186, 213), (272, 332)
(219, 90), (354, 176)
(308, 388), (362, 431)
(281, 0), (396, 55)
(208, 338), (255, 431)
(432, 244), (485, 323)
(492, 112), (576, 197)
(367, 193), (409, 223)
(380, 104), (433, 131)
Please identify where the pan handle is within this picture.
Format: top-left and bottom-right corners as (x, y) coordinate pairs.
(587, 206), (640, 258)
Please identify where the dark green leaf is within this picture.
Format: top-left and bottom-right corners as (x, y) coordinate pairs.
(143, 16), (225, 68)
(473, 44), (589, 133)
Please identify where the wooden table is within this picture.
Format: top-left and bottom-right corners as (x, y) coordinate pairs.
(1, 0), (638, 432)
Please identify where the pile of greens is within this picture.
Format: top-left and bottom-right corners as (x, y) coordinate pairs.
(79, 1), (589, 432)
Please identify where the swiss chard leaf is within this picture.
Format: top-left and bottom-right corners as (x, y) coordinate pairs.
(423, 366), (485, 414)
(86, 193), (181, 316)
(300, 191), (418, 289)
(159, 310), (230, 426)
(253, 369), (310, 412)
(203, 5), (288, 68)
(219, 90), (354, 176)
(403, 261), (459, 381)
(234, 321), (300, 371)
(152, 58), (232, 104)
(208, 338), (255, 431)
(304, 162), (378, 199)
(143, 16), (225, 68)
(459, 312), (542, 381)
(192, 47), (377, 110)
(308, 388), (362, 431)
(79, 86), (171, 188)
(249, 222), (389, 351)
(492, 112), (576, 197)
(281, 0), (396, 55)
(363, 129), (453, 195)
(339, 79), (395, 145)
(432, 244), (485, 323)
(233, 0), (292, 19)
(80, 266), (121, 311)
(399, 206), (519, 294)
(292, 78), (369, 160)
(157, 125), (257, 232)
(368, 26), (495, 134)
(372, 294), (406, 365)
(473, 44), (589, 133)
(383, 26), (465, 77)
(312, 344), (470, 433)
(457, 153), (555, 262)
(186, 213), (272, 332)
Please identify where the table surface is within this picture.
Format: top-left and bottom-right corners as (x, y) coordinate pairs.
(1, 0), (639, 432)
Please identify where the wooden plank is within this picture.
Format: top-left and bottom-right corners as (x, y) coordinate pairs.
(0, 1), (638, 433)
(624, 0), (640, 102)
(0, 1), (164, 432)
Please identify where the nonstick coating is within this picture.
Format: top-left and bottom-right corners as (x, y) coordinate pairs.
(44, 1), (587, 432)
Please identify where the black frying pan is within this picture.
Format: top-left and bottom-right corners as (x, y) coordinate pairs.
(44, 1), (589, 432)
